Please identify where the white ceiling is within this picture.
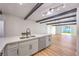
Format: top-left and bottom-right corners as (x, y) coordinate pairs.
(0, 3), (79, 21)
(0, 3), (36, 18)
(30, 3), (79, 21)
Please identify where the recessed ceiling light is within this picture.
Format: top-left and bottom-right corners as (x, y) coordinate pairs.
(42, 4), (66, 17)
(47, 11), (52, 15)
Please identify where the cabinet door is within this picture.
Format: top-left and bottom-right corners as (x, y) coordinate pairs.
(19, 39), (38, 56)
(46, 36), (52, 47)
(19, 41), (31, 56)
(38, 37), (46, 50)
(4, 43), (18, 56)
(0, 49), (5, 56)
(29, 39), (38, 54)
(5, 47), (18, 56)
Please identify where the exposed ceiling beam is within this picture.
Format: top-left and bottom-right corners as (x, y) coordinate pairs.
(50, 23), (76, 26)
(47, 19), (76, 25)
(36, 8), (77, 23)
(24, 3), (43, 20)
(40, 14), (76, 24)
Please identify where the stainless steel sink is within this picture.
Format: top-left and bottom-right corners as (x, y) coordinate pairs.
(20, 28), (36, 39)
(20, 35), (35, 39)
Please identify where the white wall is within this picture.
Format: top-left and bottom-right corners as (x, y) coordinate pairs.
(0, 15), (4, 37)
(4, 14), (47, 37)
(0, 20), (4, 37)
(76, 8), (79, 56)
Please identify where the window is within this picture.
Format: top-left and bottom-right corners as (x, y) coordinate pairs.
(47, 25), (56, 34)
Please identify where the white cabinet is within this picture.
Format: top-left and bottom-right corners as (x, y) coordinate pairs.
(4, 39), (38, 56)
(4, 43), (19, 56)
(46, 35), (52, 47)
(5, 47), (18, 56)
(19, 41), (31, 56)
(19, 39), (38, 56)
(0, 49), (4, 56)
(3, 35), (51, 56)
(38, 37), (46, 50)
(29, 39), (38, 54)
(38, 35), (52, 51)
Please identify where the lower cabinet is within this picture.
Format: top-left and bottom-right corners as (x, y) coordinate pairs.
(4, 43), (19, 56)
(3, 35), (52, 56)
(0, 49), (5, 56)
(38, 37), (46, 50)
(4, 39), (38, 56)
(5, 47), (18, 56)
(29, 39), (38, 54)
(18, 39), (38, 56)
(38, 35), (52, 50)
(19, 41), (31, 56)
(46, 35), (52, 47)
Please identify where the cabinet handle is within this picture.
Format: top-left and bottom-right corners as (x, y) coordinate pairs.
(29, 44), (32, 50)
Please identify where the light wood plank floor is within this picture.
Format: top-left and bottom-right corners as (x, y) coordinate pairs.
(33, 34), (77, 56)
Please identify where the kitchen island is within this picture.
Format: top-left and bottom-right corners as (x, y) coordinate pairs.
(0, 34), (52, 56)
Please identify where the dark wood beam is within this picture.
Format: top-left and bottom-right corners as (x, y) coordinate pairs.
(40, 14), (76, 24)
(24, 3), (43, 20)
(47, 19), (76, 25)
(36, 8), (77, 22)
(49, 23), (76, 26)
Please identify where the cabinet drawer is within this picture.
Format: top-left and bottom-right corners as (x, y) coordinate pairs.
(6, 43), (18, 49)
(29, 39), (38, 44)
(6, 47), (18, 56)
(19, 41), (29, 47)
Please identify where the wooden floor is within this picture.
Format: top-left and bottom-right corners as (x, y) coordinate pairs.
(33, 34), (77, 56)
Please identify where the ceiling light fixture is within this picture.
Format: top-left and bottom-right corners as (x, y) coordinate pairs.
(47, 11), (52, 15)
(42, 4), (66, 17)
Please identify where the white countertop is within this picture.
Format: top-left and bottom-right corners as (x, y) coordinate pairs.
(0, 34), (51, 53)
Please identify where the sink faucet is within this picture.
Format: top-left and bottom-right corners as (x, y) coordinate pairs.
(21, 28), (31, 38)
(26, 28), (31, 38)
(20, 28), (35, 39)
